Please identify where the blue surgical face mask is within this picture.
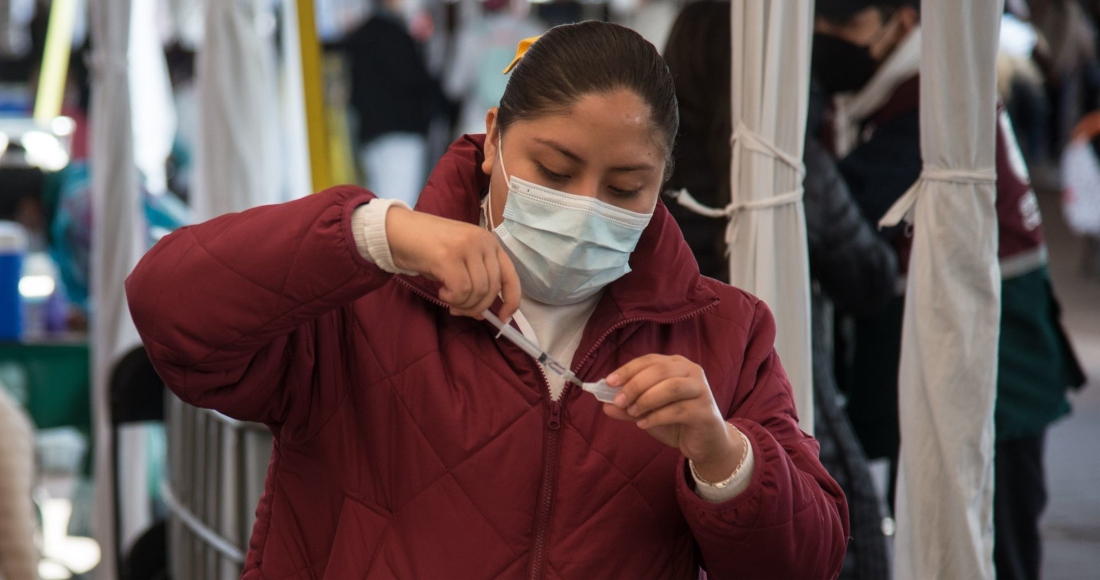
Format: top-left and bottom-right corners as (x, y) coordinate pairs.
(487, 140), (653, 305)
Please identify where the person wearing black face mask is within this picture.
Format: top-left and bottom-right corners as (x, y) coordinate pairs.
(811, 0), (924, 239)
(810, 7), (921, 485)
(811, 6), (904, 95)
(812, 3), (1087, 580)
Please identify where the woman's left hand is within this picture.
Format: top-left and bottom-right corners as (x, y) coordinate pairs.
(603, 354), (743, 483)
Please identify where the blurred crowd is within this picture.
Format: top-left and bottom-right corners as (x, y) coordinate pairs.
(338, 0), (1100, 283)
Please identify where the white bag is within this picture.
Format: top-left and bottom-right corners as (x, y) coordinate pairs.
(1060, 140), (1100, 236)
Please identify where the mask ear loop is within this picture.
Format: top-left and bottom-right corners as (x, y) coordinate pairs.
(486, 132), (512, 335)
(486, 133), (509, 232)
(485, 185), (496, 231)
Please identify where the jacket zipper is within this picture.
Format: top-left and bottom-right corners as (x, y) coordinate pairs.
(529, 392), (561, 580)
(395, 278), (452, 309)
(396, 278), (718, 578)
(527, 302), (717, 580)
(394, 279), (564, 580)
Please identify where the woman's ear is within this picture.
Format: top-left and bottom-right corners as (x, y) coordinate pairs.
(482, 108), (501, 176)
(896, 6), (919, 40)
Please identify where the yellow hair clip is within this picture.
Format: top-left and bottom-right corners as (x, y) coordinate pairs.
(503, 36), (541, 74)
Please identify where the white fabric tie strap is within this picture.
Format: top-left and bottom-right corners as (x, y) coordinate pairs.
(673, 188), (804, 218)
(922, 167), (998, 183)
(671, 122), (806, 247)
(671, 187), (804, 247)
(879, 166), (997, 228)
(731, 121), (806, 178)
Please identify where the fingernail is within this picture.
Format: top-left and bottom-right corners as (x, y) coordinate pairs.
(627, 405), (640, 417)
(637, 419), (649, 429)
(607, 373), (621, 386)
(614, 392), (626, 407)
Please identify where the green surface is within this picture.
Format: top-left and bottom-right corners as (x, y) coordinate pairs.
(0, 340), (90, 430)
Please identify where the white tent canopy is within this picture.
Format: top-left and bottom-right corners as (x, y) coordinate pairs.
(89, 0), (144, 577)
(128, 0), (176, 196)
(193, 0), (281, 221)
(676, 0), (815, 433)
(726, 0), (814, 435)
(880, 0), (1004, 578)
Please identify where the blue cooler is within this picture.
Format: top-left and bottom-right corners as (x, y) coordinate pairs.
(0, 222), (27, 340)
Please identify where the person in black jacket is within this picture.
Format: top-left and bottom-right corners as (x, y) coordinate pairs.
(803, 84), (899, 319)
(663, 3), (897, 578)
(344, 0), (442, 206)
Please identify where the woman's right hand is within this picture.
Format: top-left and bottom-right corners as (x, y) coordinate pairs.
(386, 206), (521, 321)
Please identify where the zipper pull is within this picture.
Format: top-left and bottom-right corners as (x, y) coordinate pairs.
(547, 402), (562, 430)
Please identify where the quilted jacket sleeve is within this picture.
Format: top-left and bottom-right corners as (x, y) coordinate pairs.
(676, 300), (849, 580)
(125, 186), (392, 437)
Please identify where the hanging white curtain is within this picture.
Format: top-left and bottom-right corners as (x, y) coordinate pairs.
(678, 0), (814, 432)
(166, 0), (204, 48)
(89, 0), (144, 577)
(729, 2), (815, 435)
(193, 0), (281, 220)
(880, 1), (1004, 578)
(280, 0), (313, 201)
(129, 0), (176, 195)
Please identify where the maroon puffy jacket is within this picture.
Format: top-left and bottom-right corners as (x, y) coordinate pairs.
(126, 135), (847, 579)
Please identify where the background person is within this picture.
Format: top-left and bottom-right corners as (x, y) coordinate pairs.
(345, 0), (442, 206)
(442, 0), (545, 139)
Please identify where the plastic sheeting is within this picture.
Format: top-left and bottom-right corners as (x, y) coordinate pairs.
(879, 1), (1004, 578)
(89, 0), (144, 576)
(192, 0), (280, 220)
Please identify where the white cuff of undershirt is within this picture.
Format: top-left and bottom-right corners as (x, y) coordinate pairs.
(351, 199), (418, 275)
(690, 427), (755, 503)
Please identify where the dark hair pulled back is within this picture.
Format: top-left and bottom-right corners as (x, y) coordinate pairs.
(498, 21), (679, 166)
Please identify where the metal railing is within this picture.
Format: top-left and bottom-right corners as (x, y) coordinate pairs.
(163, 395), (272, 579)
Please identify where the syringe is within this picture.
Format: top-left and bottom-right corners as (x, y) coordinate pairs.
(482, 310), (620, 403)
(482, 310), (580, 384)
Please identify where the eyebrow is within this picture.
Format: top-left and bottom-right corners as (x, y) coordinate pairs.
(533, 138), (656, 173)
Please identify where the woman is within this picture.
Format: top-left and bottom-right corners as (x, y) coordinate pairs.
(127, 22), (847, 579)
